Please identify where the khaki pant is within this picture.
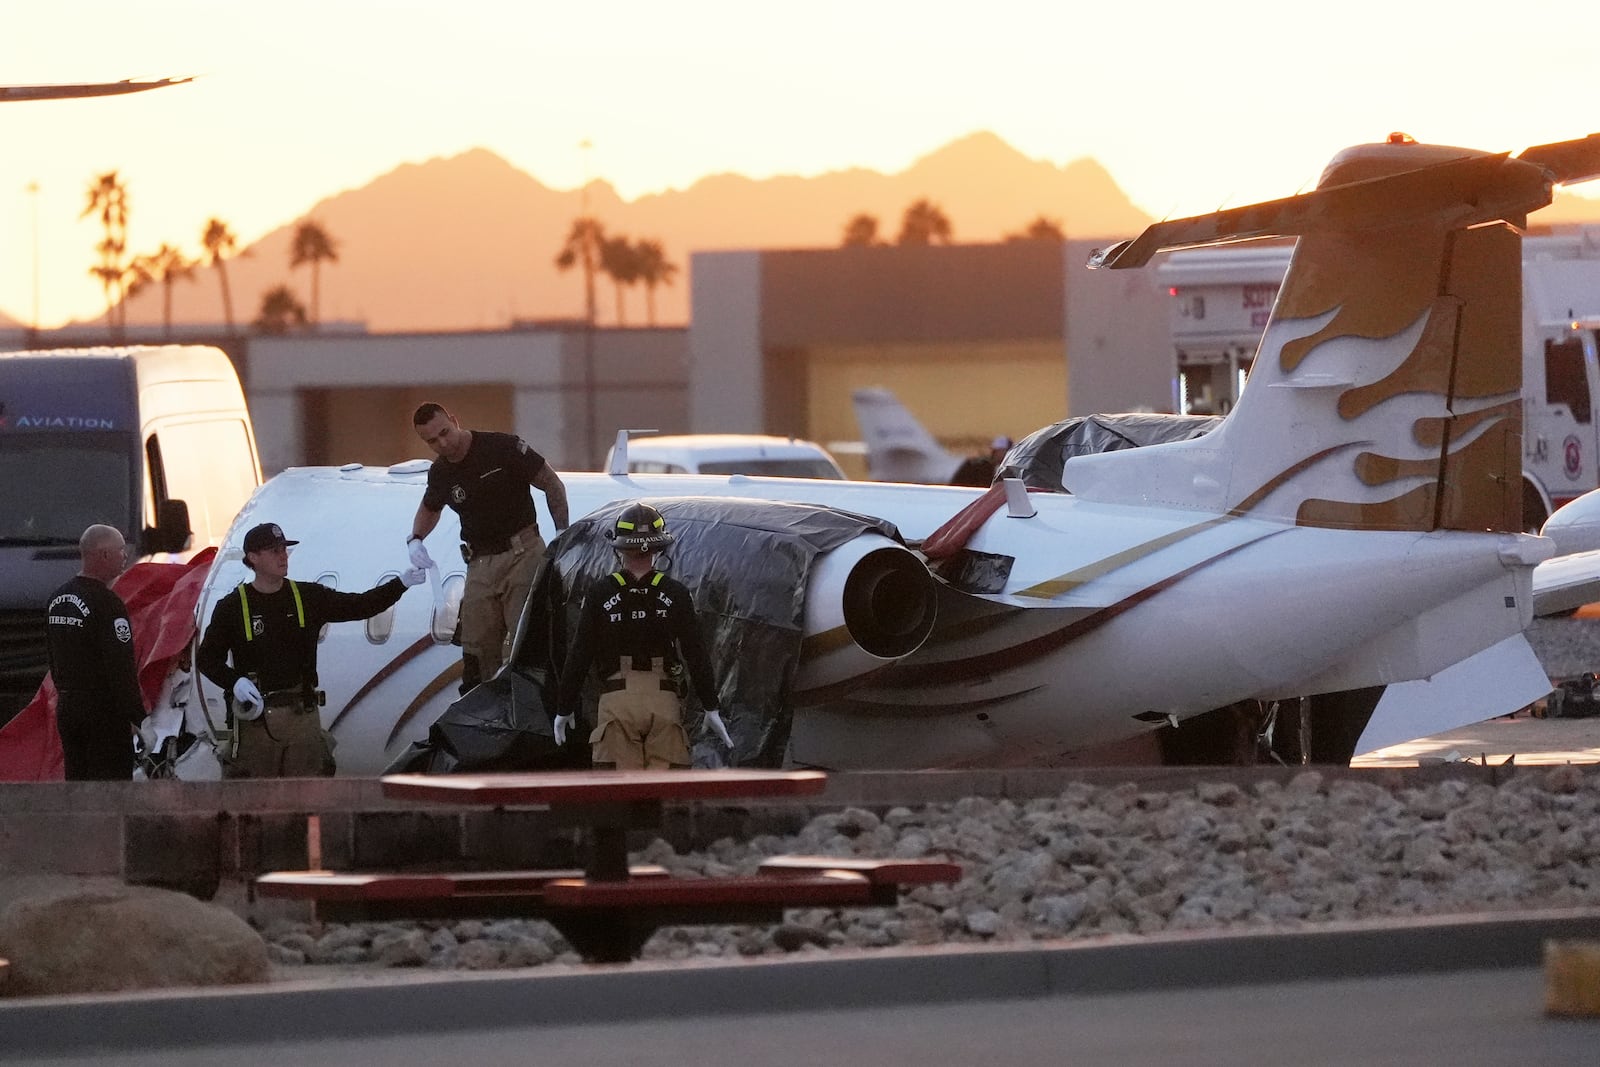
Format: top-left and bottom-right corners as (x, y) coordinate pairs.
(224, 698), (334, 778)
(590, 662), (689, 770)
(461, 524), (545, 680)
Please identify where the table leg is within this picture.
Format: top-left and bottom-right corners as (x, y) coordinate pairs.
(586, 826), (630, 881)
(551, 911), (657, 964)
(575, 799), (662, 882)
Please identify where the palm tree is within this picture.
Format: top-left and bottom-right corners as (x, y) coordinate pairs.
(599, 235), (642, 325)
(202, 218), (242, 333)
(1004, 216), (1066, 242)
(127, 243), (196, 339)
(555, 217), (606, 325)
(289, 219), (339, 328)
(82, 171), (131, 339)
(896, 199), (953, 246)
(841, 213), (882, 247)
(633, 239), (678, 326)
(254, 284), (307, 335)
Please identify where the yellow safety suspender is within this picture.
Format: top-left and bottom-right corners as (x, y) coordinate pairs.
(237, 580), (304, 641)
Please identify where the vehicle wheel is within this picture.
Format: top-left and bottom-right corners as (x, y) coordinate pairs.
(1524, 483), (1549, 535)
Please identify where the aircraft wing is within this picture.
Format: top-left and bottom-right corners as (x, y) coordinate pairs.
(1532, 549), (1600, 617)
(0, 77), (193, 102)
(1354, 634), (1551, 754)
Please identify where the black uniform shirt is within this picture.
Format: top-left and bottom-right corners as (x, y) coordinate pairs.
(197, 577), (406, 695)
(44, 574), (144, 724)
(422, 431), (547, 551)
(558, 570), (719, 717)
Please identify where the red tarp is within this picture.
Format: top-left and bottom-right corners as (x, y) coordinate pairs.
(920, 483), (1008, 561)
(0, 548), (216, 781)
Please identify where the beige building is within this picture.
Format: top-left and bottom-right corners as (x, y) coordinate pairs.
(688, 239), (1174, 466)
(16, 240), (1173, 481)
(245, 325), (688, 475)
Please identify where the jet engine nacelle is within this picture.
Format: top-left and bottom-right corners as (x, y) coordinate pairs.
(1542, 489), (1600, 557)
(793, 534), (937, 696)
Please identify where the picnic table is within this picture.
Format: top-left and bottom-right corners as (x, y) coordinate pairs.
(258, 769), (960, 963)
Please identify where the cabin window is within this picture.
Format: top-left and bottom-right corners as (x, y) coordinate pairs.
(314, 572), (337, 642)
(1545, 338), (1591, 425)
(432, 572), (465, 643)
(365, 573), (399, 644)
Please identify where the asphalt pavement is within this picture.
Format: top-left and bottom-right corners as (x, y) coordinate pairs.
(5, 966), (1593, 1066)
(7, 908), (1600, 1065)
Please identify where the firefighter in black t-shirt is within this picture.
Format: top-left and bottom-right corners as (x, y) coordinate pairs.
(407, 402), (570, 692)
(44, 524), (148, 780)
(197, 522), (426, 777)
(555, 503), (732, 769)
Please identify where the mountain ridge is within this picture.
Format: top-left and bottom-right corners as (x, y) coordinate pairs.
(90, 132), (1600, 334)
(111, 131), (1153, 332)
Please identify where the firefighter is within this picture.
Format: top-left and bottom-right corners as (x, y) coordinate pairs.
(555, 503), (732, 769)
(197, 522), (426, 777)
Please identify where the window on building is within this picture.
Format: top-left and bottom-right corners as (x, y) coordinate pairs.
(1546, 338), (1591, 425)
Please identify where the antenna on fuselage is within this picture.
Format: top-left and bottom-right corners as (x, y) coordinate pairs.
(607, 428), (660, 476)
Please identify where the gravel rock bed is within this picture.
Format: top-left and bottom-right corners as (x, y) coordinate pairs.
(262, 765), (1600, 971)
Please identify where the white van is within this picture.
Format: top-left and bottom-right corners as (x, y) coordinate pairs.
(606, 434), (846, 479)
(0, 345), (261, 721)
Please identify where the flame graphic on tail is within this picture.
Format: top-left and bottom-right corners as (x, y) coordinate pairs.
(1068, 134), (1600, 532)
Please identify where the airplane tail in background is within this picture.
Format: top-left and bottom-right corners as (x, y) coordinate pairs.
(851, 387), (963, 484)
(1067, 133), (1600, 533)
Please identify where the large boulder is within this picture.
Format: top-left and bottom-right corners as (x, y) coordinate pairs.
(0, 884), (269, 996)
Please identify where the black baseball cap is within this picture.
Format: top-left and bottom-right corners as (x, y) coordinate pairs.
(242, 522), (300, 554)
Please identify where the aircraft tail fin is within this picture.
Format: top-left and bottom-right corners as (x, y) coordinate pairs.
(851, 387), (963, 483)
(1068, 133), (1600, 532)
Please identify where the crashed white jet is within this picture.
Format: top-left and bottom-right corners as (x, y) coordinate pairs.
(143, 130), (1600, 777)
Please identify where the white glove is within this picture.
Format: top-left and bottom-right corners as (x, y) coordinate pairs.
(232, 676), (264, 720)
(703, 709), (733, 747)
(407, 537), (434, 570)
(553, 713), (573, 746)
(400, 565), (428, 587)
(137, 718), (160, 753)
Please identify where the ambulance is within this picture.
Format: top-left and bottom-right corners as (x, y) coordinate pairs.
(1159, 226), (1600, 531)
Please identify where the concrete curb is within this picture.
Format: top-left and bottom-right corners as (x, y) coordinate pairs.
(3, 907), (1597, 1055)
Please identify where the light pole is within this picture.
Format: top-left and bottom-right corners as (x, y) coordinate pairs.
(579, 139), (599, 469)
(25, 181), (40, 338)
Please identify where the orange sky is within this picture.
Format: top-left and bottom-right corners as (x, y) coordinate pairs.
(2, 0), (1597, 328)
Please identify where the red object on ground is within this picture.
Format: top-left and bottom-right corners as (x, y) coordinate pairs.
(0, 548), (216, 781)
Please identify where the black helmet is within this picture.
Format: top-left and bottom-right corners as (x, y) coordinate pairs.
(609, 502), (674, 552)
